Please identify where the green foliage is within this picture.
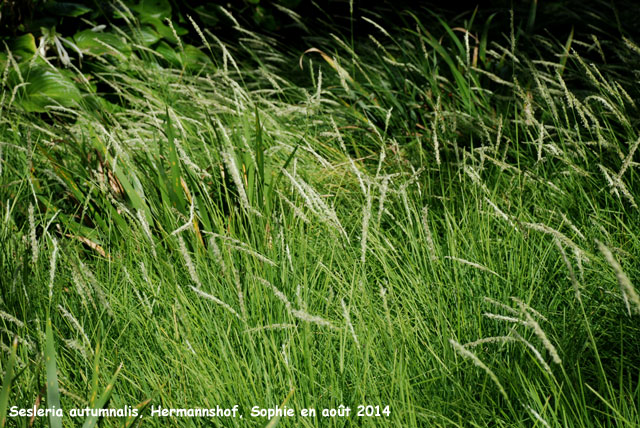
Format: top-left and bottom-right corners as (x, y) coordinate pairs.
(11, 61), (82, 112)
(82, 361), (122, 428)
(7, 34), (37, 61)
(44, 319), (62, 428)
(0, 338), (17, 428)
(0, 2), (639, 428)
(73, 29), (132, 57)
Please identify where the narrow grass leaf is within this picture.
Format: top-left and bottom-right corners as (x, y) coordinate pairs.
(81, 362), (123, 428)
(45, 318), (63, 428)
(0, 337), (17, 428)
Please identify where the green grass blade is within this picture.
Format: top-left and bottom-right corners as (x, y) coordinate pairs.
(122, 396), (153, 428)
(45, 318), (63, 428)
(254, 104), (265, 206)
(526, 0), (538, 35)
(164, 106), (185, 213)
(270, 142), (300, 207)
(88, 343), (101, 407)
(112, 160), (153, 225)
(264, 388), (294, 428)
(0, 337), (17, 428)
(479, 13), (496, 64)
(81, 362), (122, 428)
(559, 26), (574, 75)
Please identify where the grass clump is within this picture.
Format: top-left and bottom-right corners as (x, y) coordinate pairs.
(1, 2), (640, 427)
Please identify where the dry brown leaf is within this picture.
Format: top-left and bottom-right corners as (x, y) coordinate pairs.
(66, 234), (110, 259)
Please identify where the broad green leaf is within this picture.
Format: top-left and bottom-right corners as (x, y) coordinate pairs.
(146, 18), (187, 44)
(129, 25), (161, 47)
(156, 41), (180, 67)
(73, 29), (131, 57)
(182, 44), (211, 69)
(157, 42), (210, 70)
(17, 63), (81, 112)
(9, 33), (36, 62)
(131, 0), (172, 22)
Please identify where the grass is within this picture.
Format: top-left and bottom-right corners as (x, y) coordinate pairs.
(1, 2), (639, 427)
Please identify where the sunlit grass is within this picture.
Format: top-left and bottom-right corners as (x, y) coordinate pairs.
(1, 4), (639, 427)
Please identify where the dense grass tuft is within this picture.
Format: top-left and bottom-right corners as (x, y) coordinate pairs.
(1, 3), (639, 427)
